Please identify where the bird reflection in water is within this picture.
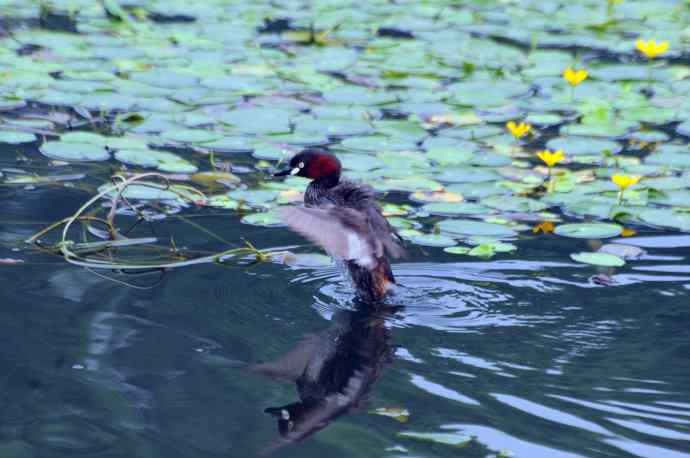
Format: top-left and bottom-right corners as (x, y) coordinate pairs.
(252, 302), (396, 451)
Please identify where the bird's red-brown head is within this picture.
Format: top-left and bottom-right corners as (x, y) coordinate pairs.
(274, 148), (341, 181)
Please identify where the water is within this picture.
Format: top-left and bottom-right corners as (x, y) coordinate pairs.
(1, 183), (689, 458)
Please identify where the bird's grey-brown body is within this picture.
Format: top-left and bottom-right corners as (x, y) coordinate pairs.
(275, 150), (401, 303)
(303, 177), (400, 303)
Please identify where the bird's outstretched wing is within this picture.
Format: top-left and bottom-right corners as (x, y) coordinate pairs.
(278, 206), (401, 268)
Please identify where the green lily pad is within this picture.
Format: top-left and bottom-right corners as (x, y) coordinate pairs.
(638, 208), (690, 231)
(0, 130), (37, 144)
(241, 211), (284, 227)
(340, 136), (419, 152)
(408, 233), (457, 247)
(370, 407), (410, 423)
(546, 137), (621, 155)
(228, 189), (278, 206)
(554, 223), (623, 239)
(443, 246), (471, 255)
(40, 141), (109, 161)
(339, 154), (384, 171)
(437, 219), (517, 238)
(273, 252), (332, 268)
(203, 136), (257, 153)
(422, 202), (491, 216)
(97, 183), (181, 201)
(571, 252), (625, 267)
(159, 129), (222, 144)
(398, 431), (471, 448)
(481, 196), (548, 213)
(114, 149), (197, 173)
(219, 108), (292, 134)
(436, 167), (500, 183)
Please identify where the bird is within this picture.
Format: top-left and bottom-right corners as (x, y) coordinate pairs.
(274, 148), (403, 303)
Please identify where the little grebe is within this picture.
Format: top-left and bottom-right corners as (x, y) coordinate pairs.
(274, 148), (402, 302)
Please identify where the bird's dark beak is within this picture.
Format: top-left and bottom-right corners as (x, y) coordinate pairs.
(273, 168), (292, 177)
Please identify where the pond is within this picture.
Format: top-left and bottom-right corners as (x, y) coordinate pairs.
(1, 1), (690, 457)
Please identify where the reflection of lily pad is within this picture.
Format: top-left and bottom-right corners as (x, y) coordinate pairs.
(554, 223), (622, 239)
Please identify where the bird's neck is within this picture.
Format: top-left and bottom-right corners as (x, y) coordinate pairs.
(305, 173), (340, 204)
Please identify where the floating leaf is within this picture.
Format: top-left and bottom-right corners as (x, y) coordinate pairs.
(398, 431), (471, 448)
(408, 233), (457, 247)
(422, 202), (490, 216)
(437, 220), (517, 238)
(114, 149), (197, 173)
(241, 211), (284, 227)
(0, 130), (36, 144)
(40, 141), (109, 161)
(370, 407), (410, 423)
(571, 252), (625, 267)
(443, 246), (471, 255)
(554, 223), (622, 239)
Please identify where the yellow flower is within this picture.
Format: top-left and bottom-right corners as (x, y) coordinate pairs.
(506, 120), (531, 138)
(621, 227), (636, 237)
(611, 175), (640, 190)
(536, 149), (565, 167)
(563, 67), (588, 86)
(635, 38), (669, 59)
(532, 221), (555, 234)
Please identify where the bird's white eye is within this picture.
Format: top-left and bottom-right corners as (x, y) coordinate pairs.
(298, 162), (305, 168)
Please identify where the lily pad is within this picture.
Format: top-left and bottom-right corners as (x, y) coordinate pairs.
(437, 219), (517, 238)
(422, 202), (491, 216)
(0, 130), (37, 144)
(114, 148), (197, 173)
(398, 431), (471, 448)
(241, 211), (284, 227)
(546, 137), (622, 156)
(159, 129), (222, 144)
(408, 233), (457, 247)
(554, 223), (623, 239)
(40, 141), (109, 161)
(571, 252), (625, 267)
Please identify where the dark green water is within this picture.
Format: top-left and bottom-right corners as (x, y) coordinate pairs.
(1, 182), (690, 458)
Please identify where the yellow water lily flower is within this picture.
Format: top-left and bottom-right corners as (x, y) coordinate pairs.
(532, 221), (555, 234)
(536, 149), (565, 167)
(563, 67), (588, 86)
(506, 121), (531, 138)
(611, 175), (640, 190)
(635, 38), (669, 59)
(621, 227), (636, 237)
